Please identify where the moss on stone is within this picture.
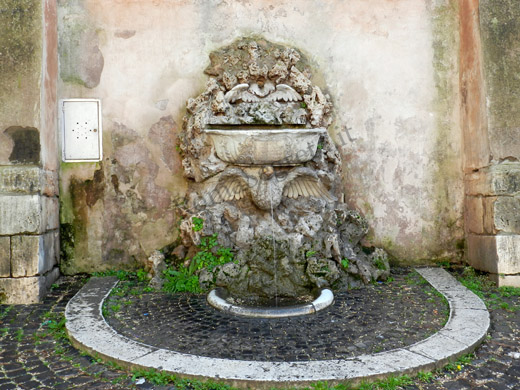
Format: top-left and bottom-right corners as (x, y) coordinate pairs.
(480, 0), (520, 129)
(60, 74), (87, 87)
(58, 172), (92, 275)
(59, 222), (75, 271)
(430, 0), (464, 258)
(0, 0), (40, 77)
(0, 0), (41, 126)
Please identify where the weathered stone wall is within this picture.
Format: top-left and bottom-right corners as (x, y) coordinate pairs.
(0, 0), (60, 303)
(464, 0), (520, 283)
(57, 0), (464, 272)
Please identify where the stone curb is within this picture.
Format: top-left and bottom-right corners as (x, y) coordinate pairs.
(65, 268), (490, 389)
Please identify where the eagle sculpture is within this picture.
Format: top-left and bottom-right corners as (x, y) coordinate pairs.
(224, 81), (302, 104)
(212, 166), (334, 210)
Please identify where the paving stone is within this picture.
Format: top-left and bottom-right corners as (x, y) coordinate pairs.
(22, 380), (42, 389)
(105, 270), (448, 361)
(2, 269), (520, 389)
(486, 382), (509, 390)
(0, 383), (17, 390)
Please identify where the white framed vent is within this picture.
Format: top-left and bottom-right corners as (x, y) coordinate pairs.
(60, 99), (102, 162)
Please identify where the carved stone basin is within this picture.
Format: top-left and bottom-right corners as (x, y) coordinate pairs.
(204, 128), (326, 166)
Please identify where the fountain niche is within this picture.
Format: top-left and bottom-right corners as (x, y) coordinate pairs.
(178, 38), (389, 313)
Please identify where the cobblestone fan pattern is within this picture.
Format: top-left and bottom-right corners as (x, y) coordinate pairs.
(105, 270), (448, 361)
(0, 270), (519, 389)
(0, 278), (141, 390)
(404, 296), (520, 390)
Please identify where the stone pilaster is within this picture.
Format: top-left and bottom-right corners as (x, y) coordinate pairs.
(464, 164), (520, 277)
(0, 0), (59, 304)
(460, 0), (520, 284)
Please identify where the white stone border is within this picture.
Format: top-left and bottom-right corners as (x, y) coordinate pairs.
(65, 268), (489, 389)
(207, 288), (334, 318)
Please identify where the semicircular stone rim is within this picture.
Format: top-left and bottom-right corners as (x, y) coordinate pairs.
(65, 267), (490, 389)
(206, 288), (334, 318)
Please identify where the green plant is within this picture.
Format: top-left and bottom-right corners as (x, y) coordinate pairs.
(15, 329), (24, 342)
(404, 271), (427, 286)
(92, 269), (137, 281)
(306, 250), (317, 258)
(132, 368), (177, 386)
(437, 260), (451, 268)
(341, 258), (350, 269)
(443, 353), (474, 372)
(162, 267), (201, 294)
(189, 235), (233, 273)
(136, 269), (149, 282)
(373, 256), (386, 270)
(317, 143), (323, 150)
(192, 217), (204, 232)
(374, 375), (413, 389)
(456, 267), (520, 311)
(0, 305), (12, 320)
(308, 382), (335, 390)
(416, 371), (435, 383)
(457, 267), (493, 298)
(498, 286), (520, 297)
(36, 312), (68, 342)
(163, 233), (235, 294)
(456, 353), (474, 366)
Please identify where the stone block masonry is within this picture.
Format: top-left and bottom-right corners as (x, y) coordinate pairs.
(0, 167), (60, 304)
(464, 164), (520, 277)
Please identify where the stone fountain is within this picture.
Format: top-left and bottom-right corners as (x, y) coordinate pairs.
(177, 38), (389, 312)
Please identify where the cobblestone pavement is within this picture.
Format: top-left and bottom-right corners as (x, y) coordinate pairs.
(105, 270), (448, 361)
(0, 268), (519, 389)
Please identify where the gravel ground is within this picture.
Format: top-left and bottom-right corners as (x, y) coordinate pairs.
(0, 267), (519, 389)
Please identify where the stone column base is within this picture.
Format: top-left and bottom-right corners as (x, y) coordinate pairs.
(490, 273), (520, 288)
(467, 234), (520, 275)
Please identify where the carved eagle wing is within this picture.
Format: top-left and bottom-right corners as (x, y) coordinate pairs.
(266, 84), (302, 102)
(282, 167), (334, 201)
(213, 170), (251, 202)
(224, 84), (260, 103)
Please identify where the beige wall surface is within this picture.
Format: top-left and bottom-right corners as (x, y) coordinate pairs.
(58, 0), (464, 271)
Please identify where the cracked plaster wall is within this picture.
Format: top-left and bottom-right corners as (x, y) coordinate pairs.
(57, 0), (464, 272)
